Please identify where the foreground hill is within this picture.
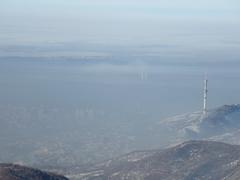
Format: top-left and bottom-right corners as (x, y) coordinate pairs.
(69, 141), (240, 180)
(0, 164), (68, 180)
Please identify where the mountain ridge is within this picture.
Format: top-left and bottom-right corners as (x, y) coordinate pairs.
(68, 140), (240, 180)
(157, 104), (240, 145)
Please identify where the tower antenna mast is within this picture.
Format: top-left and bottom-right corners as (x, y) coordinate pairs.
(203, 75), (208, 115)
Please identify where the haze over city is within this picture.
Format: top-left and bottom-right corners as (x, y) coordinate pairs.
(1, 1), (240, 180)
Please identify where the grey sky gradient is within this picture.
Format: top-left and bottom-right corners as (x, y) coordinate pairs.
(0, 0), (240, 59)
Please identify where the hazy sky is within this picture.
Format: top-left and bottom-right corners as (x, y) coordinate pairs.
(1, 1), (240, 116)
(1, 0), (239, 44)
(2, 0), (240, 16)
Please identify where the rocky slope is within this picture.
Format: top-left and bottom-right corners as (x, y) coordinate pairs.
(69, 141), (240, 180)
(157, 104), (240, 145)
(0, 163), (68, 180)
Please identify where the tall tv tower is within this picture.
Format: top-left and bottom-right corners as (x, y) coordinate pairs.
(203, 77), (208, 115)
